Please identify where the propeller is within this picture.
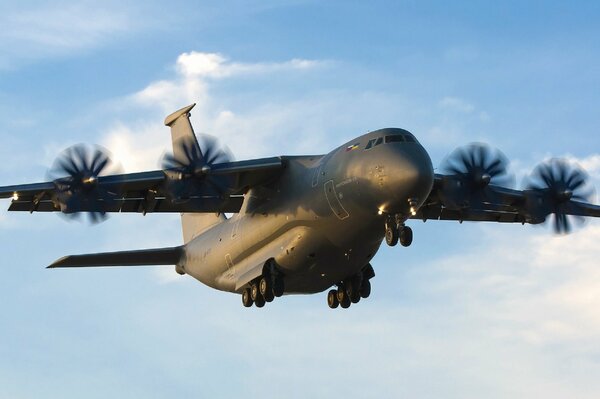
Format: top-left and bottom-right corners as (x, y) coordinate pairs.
(161, 135), (234, 201)
(48, 144), (122, 223)
(439, 143), (514, 209)
(525, 158), (595, 234)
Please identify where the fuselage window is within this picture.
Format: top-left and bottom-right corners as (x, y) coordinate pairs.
(385, 135), (405, 144)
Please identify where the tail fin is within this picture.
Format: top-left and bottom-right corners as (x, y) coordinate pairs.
(164, 104), (225, 243)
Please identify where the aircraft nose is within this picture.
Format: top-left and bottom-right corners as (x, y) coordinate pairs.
(378, 144), (434, 214)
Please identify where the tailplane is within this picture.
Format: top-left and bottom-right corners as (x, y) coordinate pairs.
(48, 246), (183, 268)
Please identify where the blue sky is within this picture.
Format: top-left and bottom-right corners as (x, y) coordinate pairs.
(1, 1), (600, 398)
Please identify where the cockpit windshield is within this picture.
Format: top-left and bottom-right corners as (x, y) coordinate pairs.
(385, 133), (417, 144)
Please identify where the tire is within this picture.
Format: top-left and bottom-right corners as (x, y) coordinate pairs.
(242, 288), (253, 307)
(327, 290), (339, 309)
(259, 276), (272, 297)
(346, 280), (361, 304)
(360, 279), (371, 299)
(273, 277), (285, 297)
(336, 285), (346, 303)
(385, 224), (398, 246)
(254, 294), (265, 308)
(340, 294), (351, 309)
(400, 226), (413, 247)
(251, 282), (260, 301)
(264, 289), (275, 303)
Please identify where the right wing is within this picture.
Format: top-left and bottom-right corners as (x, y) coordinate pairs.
(0, 157), (284, 215)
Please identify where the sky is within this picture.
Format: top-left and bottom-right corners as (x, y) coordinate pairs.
(1, 1), (600, 398)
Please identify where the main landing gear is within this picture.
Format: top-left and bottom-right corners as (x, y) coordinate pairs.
(385, 215), (412, 247)
(242, 259), (285, 308)
(327, 264), (375, 309)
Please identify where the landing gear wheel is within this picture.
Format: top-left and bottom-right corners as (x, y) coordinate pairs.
(340, 294), (351, 309)
(400, 226), (413, 247)
(259, 276), (271, 296)
(327, 290), (339, 309)
(336, 285), (346, 303)
(242, 288), (254, 307)
(346, 279), (361, 304)
(337, 286), (351, 308)
(385, 223), (399, 246)
(264, 290), (274, 302)
(360, 279), (371, 299)
(259, 277), (274, 302)
(254, 294), (265, 308)
(273, 277), (285, 297)
(251, 282), (260, 301)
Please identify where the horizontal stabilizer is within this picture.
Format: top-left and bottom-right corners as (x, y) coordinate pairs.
(48, 246), (183, 268)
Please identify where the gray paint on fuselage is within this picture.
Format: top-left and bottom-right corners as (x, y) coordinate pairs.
(180, 128), (434, 295)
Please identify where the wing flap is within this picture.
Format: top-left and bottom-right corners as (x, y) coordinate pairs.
(48, 246), (183, 268)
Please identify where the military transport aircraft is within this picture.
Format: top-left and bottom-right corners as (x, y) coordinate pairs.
(1, 104), (599, 309)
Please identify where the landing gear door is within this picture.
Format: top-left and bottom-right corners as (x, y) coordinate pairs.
(324, 180), (349, 220)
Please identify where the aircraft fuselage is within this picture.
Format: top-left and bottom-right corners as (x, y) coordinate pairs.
(180, 128), (434, 294)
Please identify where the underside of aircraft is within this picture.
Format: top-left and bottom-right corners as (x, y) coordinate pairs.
(1, 104), (599, 309)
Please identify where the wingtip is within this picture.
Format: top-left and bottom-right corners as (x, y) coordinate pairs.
(47, 256), (69, 269)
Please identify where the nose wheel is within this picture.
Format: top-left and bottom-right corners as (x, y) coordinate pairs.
(385, 216), (413, 247)
(399, 226), (413, 247)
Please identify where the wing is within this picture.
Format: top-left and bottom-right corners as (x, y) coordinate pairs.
(0, 157), (284, 215)
(413, 174), (600, 226)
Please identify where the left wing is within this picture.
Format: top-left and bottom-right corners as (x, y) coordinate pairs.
(414, 169), (600, 232)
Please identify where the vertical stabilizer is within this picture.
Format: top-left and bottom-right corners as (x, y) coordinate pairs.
(164, 103), (200, 160)
(164, 104), (225, 243)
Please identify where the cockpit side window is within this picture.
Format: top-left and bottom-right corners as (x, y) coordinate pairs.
(366, 137), (384, 150)
(404, 134), (416, 143)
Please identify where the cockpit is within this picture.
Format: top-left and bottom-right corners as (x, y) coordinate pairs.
(364, 128), (418, 150)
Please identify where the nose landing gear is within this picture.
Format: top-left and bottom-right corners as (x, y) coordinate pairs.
(385, 214), (413, 247)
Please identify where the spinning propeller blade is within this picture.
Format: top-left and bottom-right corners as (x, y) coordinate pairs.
(525, 158), (595, 234)
(438, 143), (514, 209)
(48, 144), (122, 223)
(162, 135), (234, 200)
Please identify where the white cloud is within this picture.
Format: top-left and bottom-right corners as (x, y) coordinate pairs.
(131, 51), (326, 111)
(0, 3), (146, 67)
(428, 224), (600, 347)
(100, 51), (331, 171)
(175, 51), (324, 79)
